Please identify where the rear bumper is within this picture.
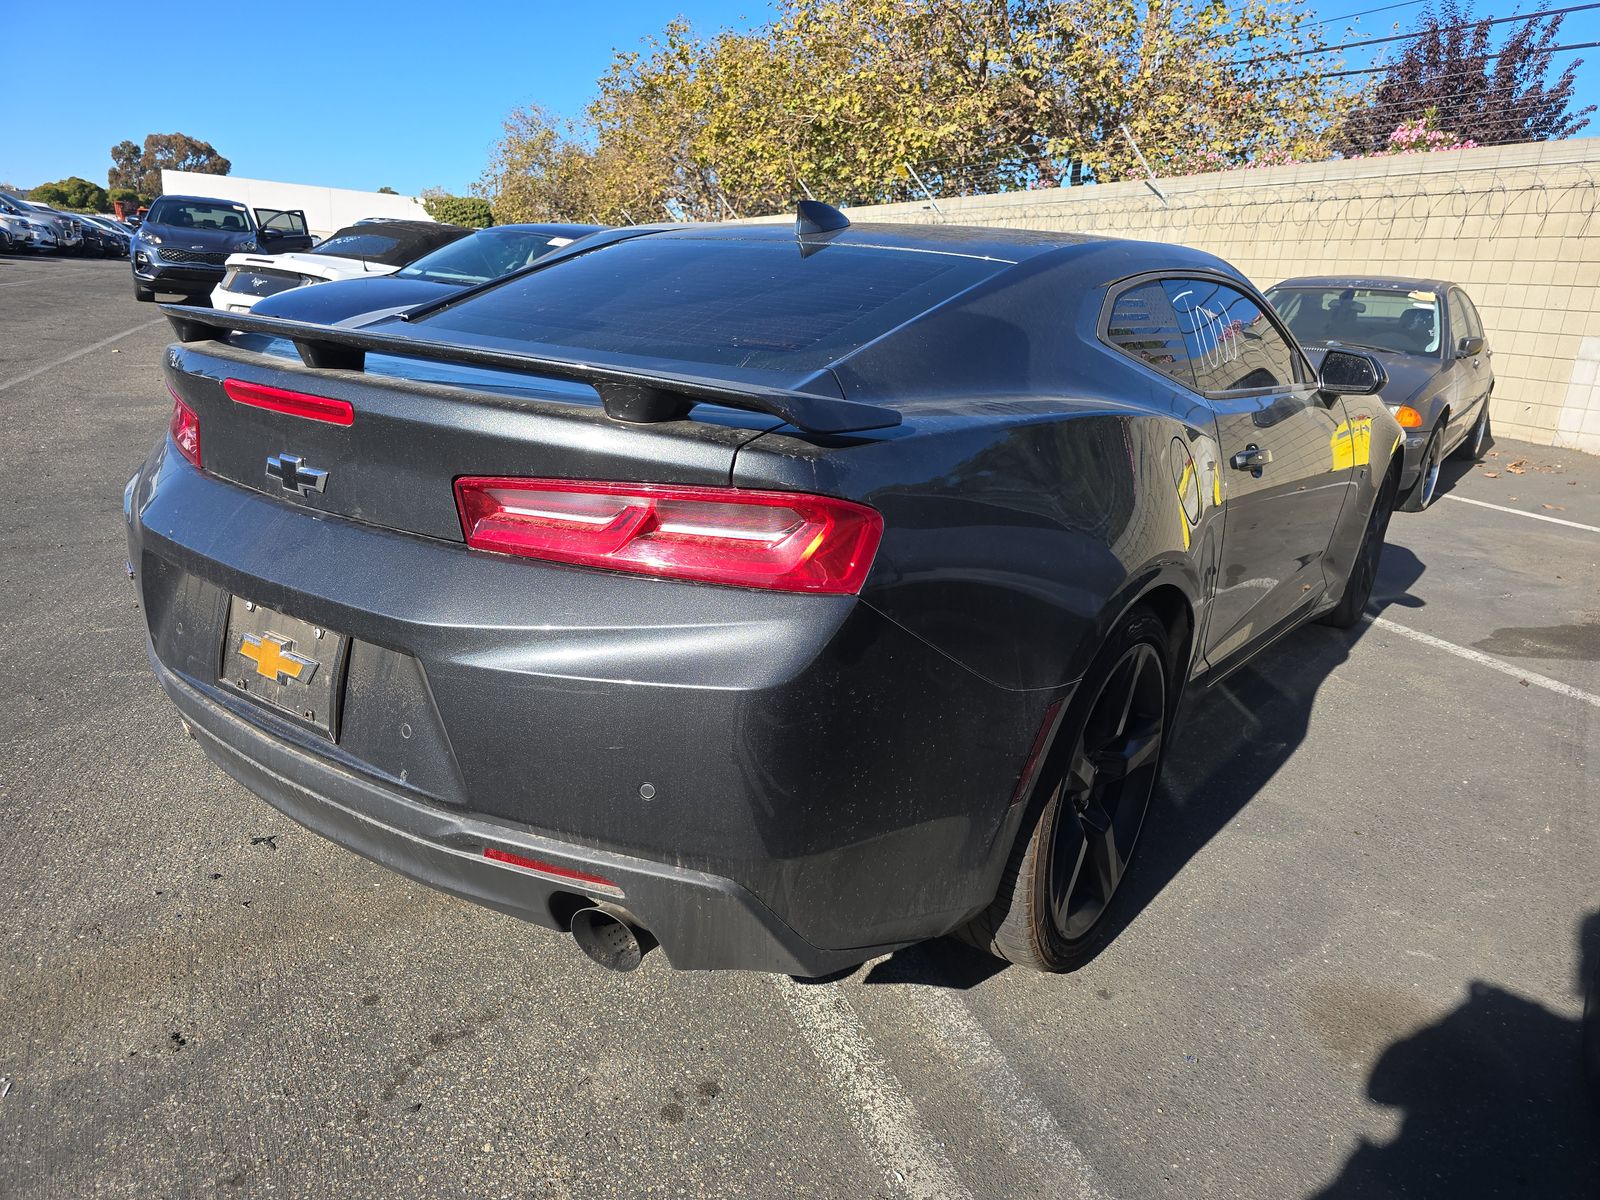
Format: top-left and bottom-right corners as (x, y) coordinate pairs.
(210, 285), (260, 313)
(127, 444), (1052, 971)
(151, 645), (876, 974)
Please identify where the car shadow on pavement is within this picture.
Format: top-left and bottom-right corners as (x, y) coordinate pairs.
(1430, 454), (1481, 505)
(855, 542), (1430, 991)
(1307, 911), (1600, 1199)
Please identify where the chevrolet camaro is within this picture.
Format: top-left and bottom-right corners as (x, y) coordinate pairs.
(126, 204), (1401, 974)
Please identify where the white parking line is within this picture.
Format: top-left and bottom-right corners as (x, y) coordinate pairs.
(1370, 616), (1600, 709)
(775, 977), (973, 1200)
(0, 318), (164, 393)
(1442, 494), (1600, 534)
(908, 986), (1110, 1199)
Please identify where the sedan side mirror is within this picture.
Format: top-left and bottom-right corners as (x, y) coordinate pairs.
(1457, 335), (1485, 358)
(1318, 348), (1388, 396)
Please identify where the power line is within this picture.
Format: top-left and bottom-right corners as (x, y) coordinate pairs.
(1317, 36), (1600, 79)
(1233, 1), (1600, 66)
(1309, 0), (1431, 30)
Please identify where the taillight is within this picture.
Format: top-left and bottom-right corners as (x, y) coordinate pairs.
(224, 378), (354, 426)
(167, 384), (201, 469)
(454, 478), (883, 594)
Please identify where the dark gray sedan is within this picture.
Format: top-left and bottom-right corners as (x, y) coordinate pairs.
(1266, 276), (1494, 511)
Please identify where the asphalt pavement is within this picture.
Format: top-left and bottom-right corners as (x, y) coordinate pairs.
(2, 253), (1596, 1199)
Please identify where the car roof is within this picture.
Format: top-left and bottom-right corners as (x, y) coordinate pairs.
(481, 223), (608, 237)
(1271, 274), (1454, 295)
(152, 194), (248, 206)
(642, 220), (1240, 273)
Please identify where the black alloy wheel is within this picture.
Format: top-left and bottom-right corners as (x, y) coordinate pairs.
(1320, 465), (1398, 629)
(961, 606), (1171, 970)
(1047, 641), (1166, 943)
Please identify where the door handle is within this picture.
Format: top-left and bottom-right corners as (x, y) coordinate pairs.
(1230, 445), (1273, 472)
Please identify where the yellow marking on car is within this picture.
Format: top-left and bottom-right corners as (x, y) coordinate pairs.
(1330, 415), (1374, 470)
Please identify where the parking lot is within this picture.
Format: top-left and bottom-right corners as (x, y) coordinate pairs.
(1, 252), (1596, 1198)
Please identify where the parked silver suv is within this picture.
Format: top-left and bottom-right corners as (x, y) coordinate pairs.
(0, 191), (84, 253)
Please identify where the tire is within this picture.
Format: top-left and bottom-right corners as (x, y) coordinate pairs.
(133, 284), (155, 302)
(1399, 425), (1443, 512)
(959, 606), (1172, 971)
(1452, 400), (1492, 462)
(1320, 464), (1398, 629)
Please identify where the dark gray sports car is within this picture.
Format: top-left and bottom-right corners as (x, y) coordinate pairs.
(126, 205), (1400, 975)
(1266, 276), (1494, 511)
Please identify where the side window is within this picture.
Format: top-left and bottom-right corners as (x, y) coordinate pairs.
(1454, 290), (1484, 341)
(1103, 282), (1195, 388)
(1162, 278), (1306, 394)
(257, 209), (309, 236)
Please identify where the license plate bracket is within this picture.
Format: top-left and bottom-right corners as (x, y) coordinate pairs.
(218, 598), (349, 739)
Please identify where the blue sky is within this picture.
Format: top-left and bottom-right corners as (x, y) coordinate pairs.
(3, 0), (1597, 195)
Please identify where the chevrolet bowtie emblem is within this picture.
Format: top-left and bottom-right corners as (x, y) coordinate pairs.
(266, 453), (327, 496)
(238, 632), (319, 685)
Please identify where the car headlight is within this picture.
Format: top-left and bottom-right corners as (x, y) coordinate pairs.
(1387, 403), (1424, 429)
(141, 230), (163, 245)
(235, 239), (259, 253)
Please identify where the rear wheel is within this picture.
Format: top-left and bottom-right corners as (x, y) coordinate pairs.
(1400, 425), (1443, 512)
(960, 607), (1170, 971)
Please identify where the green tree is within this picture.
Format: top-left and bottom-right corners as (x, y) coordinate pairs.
(480, 0), (1349, 221)
(421, 190), (494, 228)
(377, 186), (399, 194)
(108, 133), (231, 200)
(29, 176), (110, 211)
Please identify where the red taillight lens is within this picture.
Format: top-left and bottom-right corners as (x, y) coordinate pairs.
(454, 478), (883, 594)
(167, 385), (201, 469)
(483, 847), (621, 892)
(224, 378), (354, 426)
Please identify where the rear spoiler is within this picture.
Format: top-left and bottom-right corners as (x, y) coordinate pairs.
(160, 306), (901, 435)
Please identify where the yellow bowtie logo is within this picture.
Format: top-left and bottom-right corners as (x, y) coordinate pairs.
(238, 632), (318, 685)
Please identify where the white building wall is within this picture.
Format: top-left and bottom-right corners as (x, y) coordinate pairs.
(160, 171), (432, 238)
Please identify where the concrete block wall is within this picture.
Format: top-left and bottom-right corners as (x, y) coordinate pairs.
(812, 139), (1600, 453)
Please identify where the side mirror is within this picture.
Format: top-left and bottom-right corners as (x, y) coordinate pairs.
(125, 215), (142, 229)
(1457, 335), (1485, 358)
(1318, 348), (1388, 396)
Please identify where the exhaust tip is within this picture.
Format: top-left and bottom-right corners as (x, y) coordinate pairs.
(570, 905), (656, 972)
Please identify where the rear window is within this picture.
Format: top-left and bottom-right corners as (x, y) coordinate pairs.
(312, 231), (404, 259)
(416, 236), (1006, 372)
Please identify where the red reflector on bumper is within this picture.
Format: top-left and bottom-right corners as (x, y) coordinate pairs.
(224, 378), (354, 426)
(1011, 698), (1066, 806)
(483, 846), (621, 891)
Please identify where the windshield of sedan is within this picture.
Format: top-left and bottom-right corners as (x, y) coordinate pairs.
(1267, 286), (1442, 357)
(147, 200), (253, 233)
(397, 229), (573, 285)
(417, 235), (1006, 373)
